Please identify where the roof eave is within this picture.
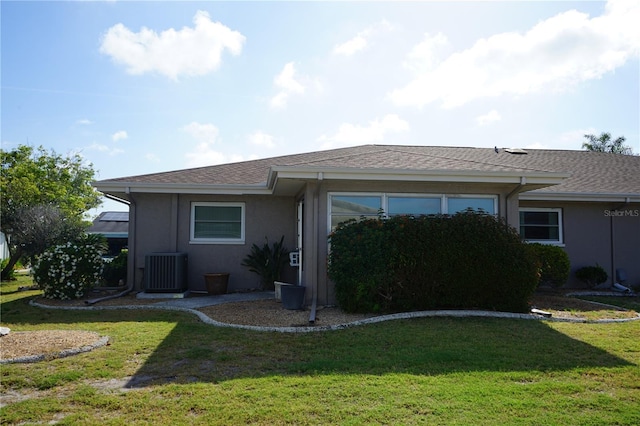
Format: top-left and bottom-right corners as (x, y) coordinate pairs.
(93, 181), (272, 196)
(268, 166), (568, 186)
(520, 192), (640, 203)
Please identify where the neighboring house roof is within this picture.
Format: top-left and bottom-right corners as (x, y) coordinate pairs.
(94, 145), (640, 202)
(88, 212), (128, 238)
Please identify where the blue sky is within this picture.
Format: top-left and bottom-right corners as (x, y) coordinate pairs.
(2, 0), (638, 215)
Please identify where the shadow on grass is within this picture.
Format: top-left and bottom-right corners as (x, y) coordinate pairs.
(1, 293), (636, 389)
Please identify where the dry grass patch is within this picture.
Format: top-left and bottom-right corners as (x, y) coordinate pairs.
(0, 330), (104, 360)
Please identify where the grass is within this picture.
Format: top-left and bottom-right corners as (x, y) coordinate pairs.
(577, 295), (640, 312)
(2, 274), (640, 425)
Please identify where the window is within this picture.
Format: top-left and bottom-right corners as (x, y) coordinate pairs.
(330, 195), (381, 229)
(388, 197), (441, 216)
(519, 208), (562, 244)
(191, 202), (245, 244)
(329, 193), (498, 230)
(447, 197), (496, 215)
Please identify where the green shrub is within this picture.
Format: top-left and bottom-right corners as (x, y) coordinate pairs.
(329, 212), (538, 314)
(575, 265), (608, 288)
(242, 236), (289, 290)
(33, 234), (106, 300)
(102, 249), (128, 286)
(528, 243), (570, 288)
(328, 218), (395, 313)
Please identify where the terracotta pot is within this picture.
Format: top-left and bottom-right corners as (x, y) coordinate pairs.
(204, 273), (229, 295)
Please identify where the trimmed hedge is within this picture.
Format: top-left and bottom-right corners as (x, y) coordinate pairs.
(575, 265), (608, 288)
(328, 212), (539, 313)
(528, 243), (570, 288)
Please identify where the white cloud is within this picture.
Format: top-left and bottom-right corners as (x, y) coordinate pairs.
(476, 110), (502, 126)
(100, 10), (245, 80)
(403, 32), (450, 73)
(112, 130), (128, 142)
(333, 20), (393, 56)
(182, 121), (227, 167)
(390, 0), (640, 109)
(76, 119), (93, 125)
(317, 114), (410, 149)
(248, 131), (275, 148)
(87, 142), (124, 156)
(183, 121), (219, 144)
(333, 34), (368, 56)
(270, 62), (306, 109)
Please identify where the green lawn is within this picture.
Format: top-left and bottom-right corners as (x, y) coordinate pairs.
(2, 275), (639, 425)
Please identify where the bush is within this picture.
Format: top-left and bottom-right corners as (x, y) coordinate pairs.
(329, 212), (539, 314)
(102, 249), (128, 286)
(528, 243), (570, 288)
(328, 218), (394, 313)
(33, 234), (106, 300)
(575, 265), (608, 288)
(241, 236), (289, 290)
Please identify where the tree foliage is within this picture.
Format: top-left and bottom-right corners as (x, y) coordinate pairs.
(1, 145), (101, 279)
(582, 132), (633, 155)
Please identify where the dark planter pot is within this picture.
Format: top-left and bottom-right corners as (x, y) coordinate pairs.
(281, 285), (306, 310)
(204, 273), (229, 295)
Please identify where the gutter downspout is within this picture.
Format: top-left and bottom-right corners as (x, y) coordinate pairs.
(85, 282), (134, 305)
(125, 187), (138, 292)
(309, 173), (322, 324)
(505, 176), (526, 226)
(610, 197), (631, 286)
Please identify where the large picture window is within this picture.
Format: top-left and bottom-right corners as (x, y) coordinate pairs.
(388, 196), (441, 216)
(329, 193), (497, 230)
(191, 202), (245, 244)
(519, 208), (563, 244)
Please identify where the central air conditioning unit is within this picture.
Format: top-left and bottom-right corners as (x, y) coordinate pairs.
(144, 252), (188, 293)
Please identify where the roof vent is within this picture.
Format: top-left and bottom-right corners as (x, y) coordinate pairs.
(505, 148), (527, 155)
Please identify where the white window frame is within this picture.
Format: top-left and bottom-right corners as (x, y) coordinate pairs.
(519, 207), (564, 246)
(190, 202), (245, 244)
(328, 192), (499, 232)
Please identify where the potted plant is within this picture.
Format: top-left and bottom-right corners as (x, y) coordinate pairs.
(242, 236), (289, 291)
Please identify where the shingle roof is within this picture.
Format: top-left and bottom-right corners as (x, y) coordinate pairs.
(96, 145), (640, 196)
(88, 212), (128, 234)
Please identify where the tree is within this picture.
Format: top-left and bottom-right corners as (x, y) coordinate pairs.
(582, 132), (633, 155)
(1, 145), (101, 279)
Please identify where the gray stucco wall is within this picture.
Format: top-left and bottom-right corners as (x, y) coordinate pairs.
(520, 200), (640, 288)
(130, 193), (297, 293)
(128, 185), (638, 304)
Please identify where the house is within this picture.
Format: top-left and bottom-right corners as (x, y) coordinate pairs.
(93, 145), (640, 305)
(87, 211), (129, 257)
